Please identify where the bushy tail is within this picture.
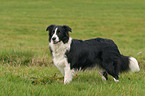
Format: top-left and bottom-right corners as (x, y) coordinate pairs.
(129, 57), (140, 72)
(120, 55), (140, 72)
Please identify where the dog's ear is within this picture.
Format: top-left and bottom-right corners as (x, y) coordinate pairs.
(46, 24), (56, 32)
(62, 25), (72, 32)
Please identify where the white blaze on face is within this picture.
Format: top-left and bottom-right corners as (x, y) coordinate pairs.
(52, 28), (59, 43)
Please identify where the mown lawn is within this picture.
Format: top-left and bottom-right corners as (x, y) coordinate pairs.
(0, 0), (145, 96)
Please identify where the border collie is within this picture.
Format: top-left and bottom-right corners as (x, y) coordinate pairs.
(46, 24), (140, 84)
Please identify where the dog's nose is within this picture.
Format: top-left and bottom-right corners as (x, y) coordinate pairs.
(52, 37), (56, 41)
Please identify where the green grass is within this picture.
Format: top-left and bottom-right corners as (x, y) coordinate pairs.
(0, 0), (145, 96)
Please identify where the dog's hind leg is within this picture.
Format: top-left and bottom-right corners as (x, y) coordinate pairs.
(102, 61), (119, 82)
(97, 67), (108, 81)
(102, 71), (108, 81)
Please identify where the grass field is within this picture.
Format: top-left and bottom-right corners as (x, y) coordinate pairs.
(0, 0), (145, 96)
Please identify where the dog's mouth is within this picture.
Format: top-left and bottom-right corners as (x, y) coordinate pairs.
(53, 41), (60, 44)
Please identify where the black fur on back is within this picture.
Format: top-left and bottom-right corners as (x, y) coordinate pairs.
(65, 38), (130, 79)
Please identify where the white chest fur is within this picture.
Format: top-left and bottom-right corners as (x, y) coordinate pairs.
(49, 38), (72, 68)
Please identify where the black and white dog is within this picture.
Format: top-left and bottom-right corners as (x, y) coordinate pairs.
(46, 24), (140, 84)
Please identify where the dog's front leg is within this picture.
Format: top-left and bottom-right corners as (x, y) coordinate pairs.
(64, 64), (73, 84)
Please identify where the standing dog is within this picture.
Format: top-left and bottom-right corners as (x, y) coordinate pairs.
(46, 24), (140, 84)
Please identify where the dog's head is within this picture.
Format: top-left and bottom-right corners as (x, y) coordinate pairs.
(46, 24), (72, 44)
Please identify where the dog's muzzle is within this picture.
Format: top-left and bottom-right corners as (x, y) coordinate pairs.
(52, 37), (59, 44)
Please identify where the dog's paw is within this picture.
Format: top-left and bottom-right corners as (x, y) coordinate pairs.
(113, 78), (119, 82)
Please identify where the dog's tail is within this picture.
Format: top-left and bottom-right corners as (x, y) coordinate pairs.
(120, 55), (140, 72)
(129, 57), (140, 72)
